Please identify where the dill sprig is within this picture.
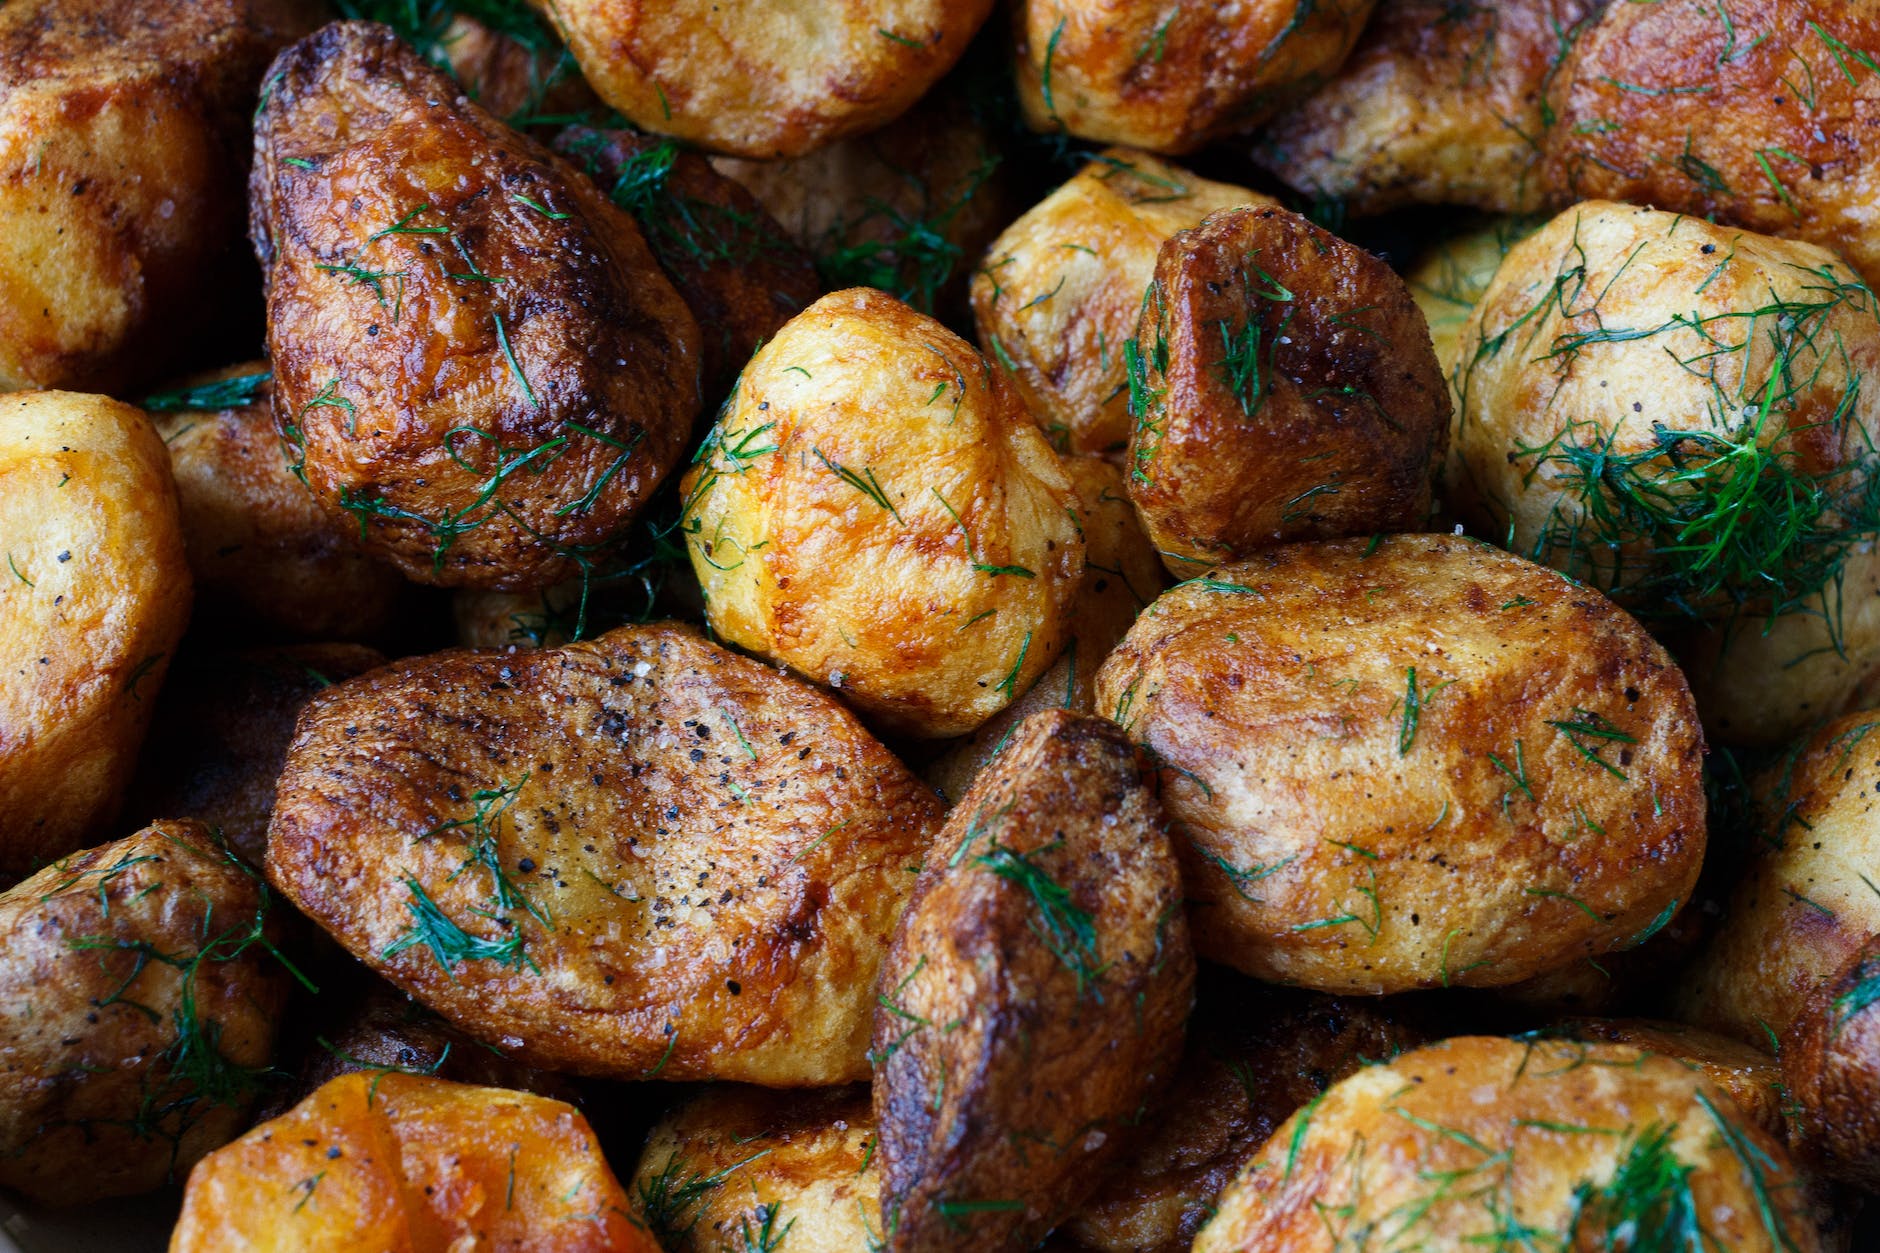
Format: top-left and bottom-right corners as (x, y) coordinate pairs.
(816, 150), (1002, 315)
(1566, 1124), (1704, 1248)
(141, 371), (271, 413)
(333, 0), (576, 123)
(1547, 709), (1636, 780)
(975, 839), (1105, 996)
(387, 774), (546, 973)
(636, 1151), (769, 1248)
(811, 447), (903, 522)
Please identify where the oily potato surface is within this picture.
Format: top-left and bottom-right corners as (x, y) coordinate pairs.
(1551, 1018), (1787, 1140)
(1784, 932), (1880, 1187)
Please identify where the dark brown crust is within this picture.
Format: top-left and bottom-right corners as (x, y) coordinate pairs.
(1784, 935), (1880, 1188)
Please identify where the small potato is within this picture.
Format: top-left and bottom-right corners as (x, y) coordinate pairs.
(873, 710), (1193, 1251)
(545, 0), (995, 158)
(1551, 1018), (1787, 1140)
(0, 390), (191, 878)
(171, 1072), (653, 1252)
(452, 581), (583, 650)
(1254, 0), (1599, 216)
(149, 364), (407, 643)
(1129, 204), (1450, 577)
(0, 821), (289, 1205)
(971, 149), (1273, 456)
(1093, 534), (1705, 994)
(1013, 0), (1378, 154)
(267, 622), (945, 1084)
(1453, 201), (1880, 620)
(1404, 215), (1542, 383)
(1784, 932), (1880, 1187)
(252, 21), (701, 590)
(680, 289), (1085, 739)
(1193, 1036), (1821, 1252)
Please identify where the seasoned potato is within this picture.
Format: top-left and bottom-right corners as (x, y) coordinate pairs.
(0, 390), (191, 878)
(1784, 931), (1880, 1187)
(149, 364), (407, 643)
(680, 289), (1085, 739)
(544, 0), (995, 158)
(171, 1072), (653, 1252)
(0, 0), (312, 393)
(873, 710), (1193, 1250)
(267, 622), (945, 1083)
(1255, 0), (1598, 216)
(1541, 1), (1880, 286)
(1093, 534), (1705, 994)
(1405, 215), (1542, 382)
(1129, 204), (1450, 577)
(1013, 0), (1378, 154)
(252, 21), (701, 590)
(1551, 1018), (1787, 1140)
(1454, 201), (1880, 621)
(971, 149), (1273, 457)
(0, 821), (289, 1205)
(1193, 1036), (1821, 1252)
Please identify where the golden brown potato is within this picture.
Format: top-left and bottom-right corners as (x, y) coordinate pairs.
(1551, 1018), (1788, 1140)
(0, 390), (191, 878)
(252, 21), (701, 590)
(0, 0), (313, 393)
(1013, 0), (1378, 154)
(0, 821), (289, 1205)
(171, 1072), (654, 1252)
(680, 289), (1085, 739)
(1193, 1036), (1821, 1252)
(1541, 1), (1880, 286)
(1405, 215), (1543, 384)
(1093, 534), (1705, 994)
(1784, 932), (1880, 1187)
(544, 0), (995, 158)
(873, 710), (1193, 1251)
(1129, 204), (1450, 577)
(971, 150), (1273, 457)
(267, 622), (946, 1084)
(149, 364), (408, 643)
(1255, 0), (1599, 216)
(1453, 201), (1880, 622)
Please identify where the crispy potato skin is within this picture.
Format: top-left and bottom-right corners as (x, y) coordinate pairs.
(1553, 1018), (1787, 1140)
(971, 149), (1272, 457)
(0, 390), (191, 878)
(152, 364), (406, 643)
(682, 289), (1085, 739)
(1784, 933), (1880, 1187)
(1130, 206), (1449, 576)
(1193, 1036), (1821, 1252)
(252, 21), (701, 590)
(543, 0), (995, 158)
(0, 0), (312, 392)
(873, 710), (1194, 1251)
(1256, 0), (1597, 216)
(1540, 0), (1880, 285)
(0, 822), (286, 1205)
(267, 622), (945, 1083)
(1093, 535), (1705, 994)
(171, 1072), (653, 1253)
(1013, 0), (1378, 154)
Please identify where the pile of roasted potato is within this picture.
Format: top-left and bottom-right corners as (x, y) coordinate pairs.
(6, 1), (1880, 1249)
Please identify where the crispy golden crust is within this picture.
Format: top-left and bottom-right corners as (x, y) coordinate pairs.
(681, 289), (1085, 739)
(970, 149), (1272, 457)
(0, 390), (191, 879)
(0, 822), (287, 1206)
(1129, 205), (1449, 576)
(266, 622), (945, 1084)
(1092, 534), (1706, 994)
(1013, 0), (1377, 154)
(1256, 0), (1597, 216)
(1193, 1036), (1821, 1252)
(1552, 1018), (1787, 1141)
(0, 0), (312, 392)
(543, 0), (995, 158)
(873, 710), (1193, 1251)
(1784, 934), (1880, 1188)
(1540, 0), (1880, 286)
(251, 21), (701, 590)
(171, 1072), (654, 1253)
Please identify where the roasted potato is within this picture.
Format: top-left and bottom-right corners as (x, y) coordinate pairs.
(333, 1), (595, 124)
(1551, 1018), (1788, 1140)
(1405, 215), (1543, 383)
(1785, 931), (1880, 1187)
(971, 149), (1273, 457)
(680, 289), (1085, 739)
(1193, 1035), (1821, 1252)
(543, 0), (995, 158)
(452, 581), (584, 650)
(873, 710), (1193, 1250)
(171, 1072), (653, 1252)
(0, 390), (191, 878)
(0, 821), (289, 1205)
(0, 0), (312, 393)
(251, 21), (701, 590)
(1013, 0), (1378, 154)
(1129, 204), (1450, 577)
(1093, 534), (1705, 994)
(267, 622), (945, 1084)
